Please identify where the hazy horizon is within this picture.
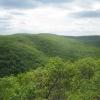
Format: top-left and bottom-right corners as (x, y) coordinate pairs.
(0, 33), (100, 37)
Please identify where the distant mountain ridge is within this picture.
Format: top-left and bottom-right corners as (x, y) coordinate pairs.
(0, 33), (100, 77)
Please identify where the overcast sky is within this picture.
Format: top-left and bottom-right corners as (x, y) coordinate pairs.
(0, 0), (100, 36)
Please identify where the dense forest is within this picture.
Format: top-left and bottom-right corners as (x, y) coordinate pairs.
(0, 34), (100, 100)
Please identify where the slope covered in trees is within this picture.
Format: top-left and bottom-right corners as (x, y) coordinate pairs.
(0, 33), (100, 100)
(0, 34), (100, 77)
(0, 57), (100, 100)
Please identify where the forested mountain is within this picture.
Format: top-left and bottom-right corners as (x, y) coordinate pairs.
(0, 57), (100, 100)
(0, 34), (100, 77)
(0, 33), (100, 100)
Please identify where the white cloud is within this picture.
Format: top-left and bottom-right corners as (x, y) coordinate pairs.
(0, 0), (100, 35)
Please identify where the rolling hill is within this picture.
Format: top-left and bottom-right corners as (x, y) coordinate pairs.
(0, 33), (100, 77)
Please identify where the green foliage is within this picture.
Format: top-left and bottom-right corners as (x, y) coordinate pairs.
(0, 35), (47, 77)
(0, 57), (100, 100)
(0, 34), (100, 77)
(0, 34), (100, 99)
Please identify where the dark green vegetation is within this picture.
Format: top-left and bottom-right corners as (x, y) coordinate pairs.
(0, 58), (100, 100)
(0, 34), (100, 77)
(0, 34), (100, 100)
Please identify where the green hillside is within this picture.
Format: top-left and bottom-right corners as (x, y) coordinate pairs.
(0, 34), (100, 77)
(0, 57), (100, 100)
(0, 33), (100, 100)
(76, 36), (100, 47)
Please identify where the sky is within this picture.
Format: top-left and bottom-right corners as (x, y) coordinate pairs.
(0, 0), (100, 36)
